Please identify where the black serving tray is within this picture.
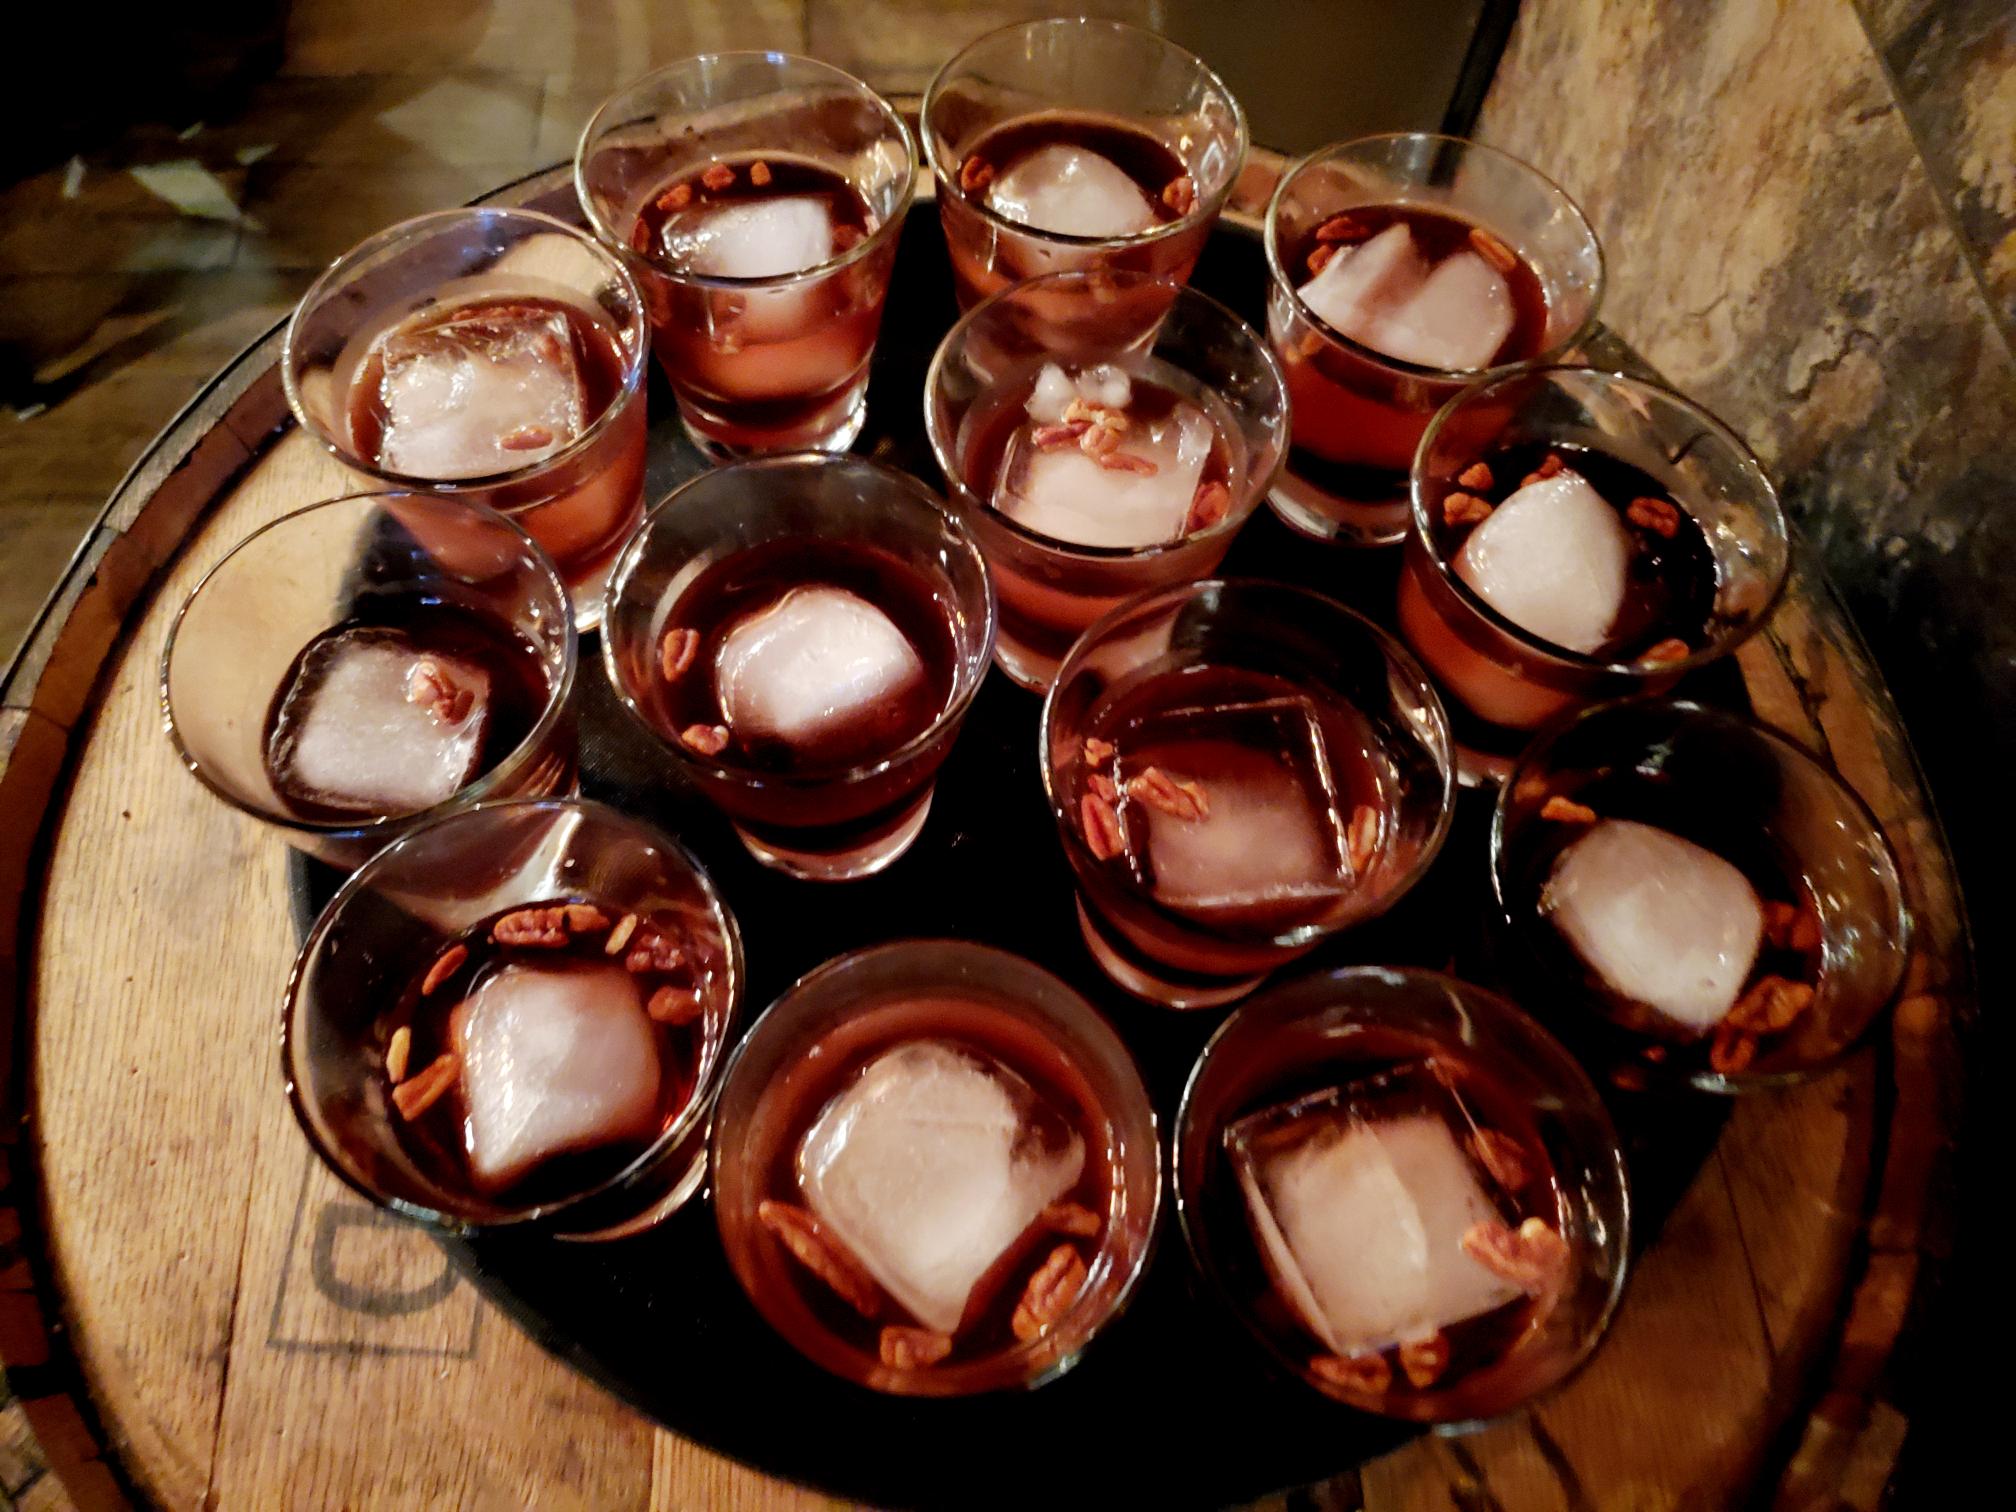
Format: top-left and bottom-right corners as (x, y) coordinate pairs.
(291, 203), (1734, 1510)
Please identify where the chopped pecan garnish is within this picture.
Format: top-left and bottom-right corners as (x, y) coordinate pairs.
(879, 1325), (953, 1369)
(1097, 450), (1159, 475)
(385, 1025), (413, 1084)
(1443, 490), (1494, 526)
(1186, 479), (1233, 533)
(1468, 1128), (1528, 1192)
(1306, 243), (1338, 277)
(832, 223), (865, 253)
(647, 984), (704, 1025)
(1314, 213), (1369, 245)
(630, 219), (653, 252)
(1087, 772), (1119, 804)
(758, 1200), (881, 1317)
(1468, 227), (1518, 274)
(1709, 1020), (1758, 1075)
(421, 943), (468, 997)
(1126, 766), (1209, 821)
(406, 659), (473, 724)
(959, 154), (994, 195)
(749, 160), (772, 187)
(680, 723), (731, 756)
(700, 161), (735, 192)
(1161, 174), (1196, 214)
(500, 424), (554, 452)
(660, 627), (700, 681)
(493, 907), (571, 948)
(625, 928), (686, 975)
(1399, 1333), (1451, 1389)
(1627, 496), (1682, 537)
(1310, 1351), (1391, 1394)
(1725, 973), (1814, 1035)
(1461, 1216), (1570, 1295)
(1457, 461), (1495, 491)
(1540, 796), (1597, 824)
(1521, 453), (1567, 487)
(654, 181), (693, 214)
(1080, 792), (1124, 861)
(1081, 736), (1115, 766)
(1041, 1201), (1102, 1238)
(1032, 420), (1092, 451)
(1641, 637), (1692, 666)
(562, 904), (610, 935)
(1790, 909), (1823, 953)
(391, 1053), (459, 1120)
(1011, 1244), (1088, 1342)
(1346, 804), (1381, 874)
(603, 913), (639, 957)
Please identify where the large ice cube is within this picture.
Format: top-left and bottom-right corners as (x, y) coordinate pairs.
(714, 585), (927, 753)
(799, 1041), (1086, 1334)
(268, 627), (490, 815)
(661, 195), (838, 279)
(987, 144), (1160, 239)
(1297, 223), (1428, 344)
(1367, 250), (1514, 370)
(376, 303), (586, 479)
(1454, 470), (1632, 655)
(455, 961), (662, 1191)
(1228, 1086), (1521, 1355)
(993, 401), (1214, 548)
(1127, 698), (1352, 915)
(1545, 819), (1766, 1033)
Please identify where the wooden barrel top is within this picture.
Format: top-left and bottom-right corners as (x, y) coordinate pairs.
(0, 154), (1969, 1511)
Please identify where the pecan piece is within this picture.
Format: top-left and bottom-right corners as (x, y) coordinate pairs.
(406, 659), (473, 724)
(1540, 795), (1597, 824)
(1077, 422), (1122, 457)
(1032, 420), (1091, 450)
(1041, 1201), (1102, 1238)
(1709, 1019), (1759, 1075)
(500, 424), (554, 452)
(1627, 495), (1682, 537)
(654, 181), (693, 214)
(1399, 1333), (1451, 1389)
(1314, 213), (1369, 245)
(1087, 772), (1119, 804)
(493, 906), (571, 948)
(1097, 450), (1159, 475)
(959, 154), (994, 195)
(1186, 479), (1232, 533)
(831, 223), (865, 253)
(1468, 226), (1518, 274)
(1457, 461), (1495, 491)
(421, 943), (468, 997)
(1520, 453), (1567, 487)
(1080, 792), (1124, 861)
(1790, 908), (1823, 953)
(749, 160), (772, 187)
(1346, 804), (1381, 874)
(1161, 174), (1196, 214)
(385, 1025), (413, 1084)
(758, 1200), (880, 1317)
(1726, 973), (1814, 1035)
(1469, 1128), (1528, 1192)
(1125, 766), (1209, 821)
(1311, 1352), (1391, 1394)
(562, 904), (610, 935)
(603, 913), (640, 957)
(625, 929), (686, 975)
(1461, 1216), (1569, 1295)
(700, 161), (735, 192)
(629, 219), (653, 252)
(391, 1053), (459, 1120)
(1081, 736), (1115, 766)
(1306, 243), (1338, 277)
(1641, 637), (1692, 666)
(647, 984), (704, 1025)
(680, 723), (731, 756)
(660, 627), (700, 680)
(1011, 1244), (1088, 1342)
(879, 1325), (953, 1369)
(1442, 490), (1493, 526)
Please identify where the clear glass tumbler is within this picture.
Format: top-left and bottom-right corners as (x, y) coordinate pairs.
(283, 208), (649, 628)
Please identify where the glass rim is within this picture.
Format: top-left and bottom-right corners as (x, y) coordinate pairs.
(922, 268), (1289, 562)
(281, 206), (650, 493)
(920, 14), (1250, 252)
(1262, 131), (1606, 381)
(572, 51), (919, 294)
(1409, 364), (1793, 676)
(280, 795), (745, 1231)
(600, 451), (1000, 790)
(160, 490), (579, 839)
(1487, 695), (1914, 1092)
(1039, 577), (1458, 949)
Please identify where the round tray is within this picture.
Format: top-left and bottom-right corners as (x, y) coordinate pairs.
(1, 147), (1969, 1511)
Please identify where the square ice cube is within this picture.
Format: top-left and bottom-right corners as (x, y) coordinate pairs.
(661, 195), (838, 280)
(1545, 818), (1766, 1033)
(1366, 250), (1514, 371)
(454, 960), (663, 1191)
(1297, 222), (1428, 344)
(269, 627), (490, 815)
(993, 400), (1214, 548)
(377, 303), (586, 479)
(986, 144), (1160, 239)
(1454, 469), (1633, 655)
(713, 585), (928, 756)
(798, 1041), (1086, 1334)
(1227, 1069), (1522, 1355)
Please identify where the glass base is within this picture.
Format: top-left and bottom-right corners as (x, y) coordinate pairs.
(679, 391), (868, 464)
(734, 788), (933, 881)
(992, 634), (1062, 694)
(1267, 472), (1410, 547)
(1075, 900), (1263, 1009)
(1453, 739), (1517, 789)
(565, 554), (615, 634)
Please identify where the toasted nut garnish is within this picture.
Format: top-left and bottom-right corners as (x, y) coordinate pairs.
(494, 907), (571, 947)
(1641, 637), (1692, 665)
(1126, 766), (1209, 822)
(831, 223), (865, 252)
(701, 161), (735, 191)
(1399, 1333), (1451, 1389)
(1726, 974), (1815, 1034)
(385, 1025), (413, 1084)
(1540, 796), (1597, 824)
(1080, 792), (1124, 861)
(959, 154), (994, 195)
(749, 160), (772, 187)
(1311, 1351), (1392, 1393)
(1790, 909), (1823, 953)
(879, 1325), (953, 1369)
(1443, 490), (1494, 526)
(1535, 453), (1565, 479)
(1469, 227), (1518, 274)
(1162, 174), (1196, 214)
(1457, 461), (1495, 491)
(680, 723), (731, 756)
(1709, 1020), (1759, 1075)
(604, 913), (640, 957)
(629, 219), (653, 251)
(647, 984), (704, 1025)
(1461, 1216), (1570, 1295)
(1033, 420), (1092, 450)
(1078, 423), (1122, 457)
(421, 944), (468, 997)
(1306, 243), (1338, 277)
(1469, 1128), (1528, 1192)
(1011, 1244), (1088, 1342)
(654, 181), (693, 213)
(1042, 1201), (1102, 1238)
(1097, 450), (1159, 475)
(406, 659), (473, 724)
(562, 904), (610, 934)
(1186, 479), (1233, 533)
(1762, 900), (1799, 947)
(1082, 737), (1115, 766)
(1087, 772), (1119, 804)
(1346, 804), (1381, 874)
(500, 424), (554, 451)
(758, 1200), (881, 1317)
(1314, 213), (1370, 244)
(391, 1053), (459, 1120)
(1627, 496), (1682, 537)
(625, 929), (686, 975)
(660, 627), (700, 680)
